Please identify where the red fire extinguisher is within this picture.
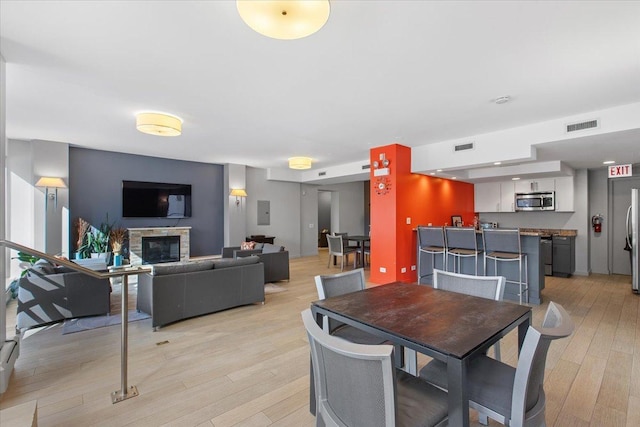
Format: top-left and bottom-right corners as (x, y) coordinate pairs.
(592, 214), (603, 233)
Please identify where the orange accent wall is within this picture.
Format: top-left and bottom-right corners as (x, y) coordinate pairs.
(369, 144), (475, 284)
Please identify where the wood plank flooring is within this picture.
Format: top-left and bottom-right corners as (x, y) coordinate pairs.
(1, 251), (639, 426)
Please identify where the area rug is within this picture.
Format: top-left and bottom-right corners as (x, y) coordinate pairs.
(264, 283), (287, 294)
(62, 310), (150, 335)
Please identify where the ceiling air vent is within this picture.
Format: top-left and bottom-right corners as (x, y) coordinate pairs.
(318, 171), (327, 176)
(566, 119), (598, 133)
(361, 164), (371, 170)
(454, 142), (474, 152)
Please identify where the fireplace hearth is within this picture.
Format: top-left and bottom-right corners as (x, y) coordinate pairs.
(141, 236), (180, 264)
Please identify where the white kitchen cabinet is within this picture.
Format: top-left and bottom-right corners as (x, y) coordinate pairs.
(474, 181), (516, 212)
(500, 181), (516, 212)
(474, 182), (501, 212)
(514, 178), (556, 193)
(554, 176), (574, 212)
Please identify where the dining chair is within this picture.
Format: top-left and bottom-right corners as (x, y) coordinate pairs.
(483, 228), (529, 304)
(301, 309), (449, 427)
(417, 226), (447, 284)
(444, 227), (483, 275)
(326, 234), (357, 271)
(314, 269), (386, 345)
(432, 269), (506, 359)
(419, 301), (574, 427)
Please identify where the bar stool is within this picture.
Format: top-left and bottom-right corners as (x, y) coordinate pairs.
(483, 228), (529, 304)
(417, 226), (447, 284)
(444, 227), (483, 275)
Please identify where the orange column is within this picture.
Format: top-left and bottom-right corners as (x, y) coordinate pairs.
(369, 144), (475, 284)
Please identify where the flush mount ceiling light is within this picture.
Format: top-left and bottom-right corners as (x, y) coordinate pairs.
(136, 112), (183, 136)
(494, 95), (511, 105)
(289, 156), (313, 170)
(237, 0), (330, 40)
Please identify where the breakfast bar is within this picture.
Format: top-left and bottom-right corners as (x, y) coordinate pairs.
(417, 228), (577, 305)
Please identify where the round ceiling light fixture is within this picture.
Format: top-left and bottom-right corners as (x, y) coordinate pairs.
(289, 156), (313, 170)
(237, 0), (331, 40)
(136, 112), (183, 136)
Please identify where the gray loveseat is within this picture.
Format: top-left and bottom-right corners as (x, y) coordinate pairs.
(136, 256), (265, 329)
(17, 260), (111, 330)
(221, 243), (290, 283)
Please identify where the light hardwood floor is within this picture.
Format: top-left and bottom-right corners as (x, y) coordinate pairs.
(1, 251), (639, 426)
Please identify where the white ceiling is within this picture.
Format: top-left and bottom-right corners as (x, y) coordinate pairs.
(1, 1), (640, 179)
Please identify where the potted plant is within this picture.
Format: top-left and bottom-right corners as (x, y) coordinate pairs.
(88, 215), (115, 260)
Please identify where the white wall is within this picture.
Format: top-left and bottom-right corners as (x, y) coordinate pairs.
(1, 53), (7, 345)
(225, 163), (247, 247)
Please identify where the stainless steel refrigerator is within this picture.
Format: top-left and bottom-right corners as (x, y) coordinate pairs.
(626, 188), (639, 293)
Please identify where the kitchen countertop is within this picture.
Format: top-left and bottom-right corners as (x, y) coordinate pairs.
(472, 228), (577, 237)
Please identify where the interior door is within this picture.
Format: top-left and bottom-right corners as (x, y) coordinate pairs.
(611, 177), (640, 275)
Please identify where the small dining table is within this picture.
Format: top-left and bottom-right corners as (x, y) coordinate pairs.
(310, 282), (532, 427)
(346, 235), (370, 267)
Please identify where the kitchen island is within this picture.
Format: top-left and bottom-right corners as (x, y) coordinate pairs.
(417, 228), (577, 305)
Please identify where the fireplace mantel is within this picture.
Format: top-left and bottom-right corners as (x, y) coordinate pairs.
(128, 227), (191, 265)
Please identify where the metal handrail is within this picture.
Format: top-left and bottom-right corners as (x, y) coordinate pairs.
(1, 239), (151, 403)
(0, 239), (151, 278)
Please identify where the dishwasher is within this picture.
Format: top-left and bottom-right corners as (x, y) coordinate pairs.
(541, 236), (553, 276)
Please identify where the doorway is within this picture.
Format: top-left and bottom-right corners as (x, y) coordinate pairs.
(318, 191), (332, 247)
(610, 176), (640, 275)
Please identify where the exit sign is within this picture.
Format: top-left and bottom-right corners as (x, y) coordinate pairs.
(608, 164), (633, 178)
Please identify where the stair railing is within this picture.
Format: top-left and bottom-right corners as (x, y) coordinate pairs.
(0, 239), (152, 403)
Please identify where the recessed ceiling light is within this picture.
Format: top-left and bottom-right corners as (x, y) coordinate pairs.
(603, 160), (615, 165)
(512, 177), (520, 181)
(436, 169), (443, 172)
(451, 177), (457, 180)
(494, 161), (502, 165)
(494, 96), (511, 104)
(430, 172), (436, 175)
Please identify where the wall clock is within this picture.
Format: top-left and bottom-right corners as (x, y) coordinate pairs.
(375, 176), (391, 196)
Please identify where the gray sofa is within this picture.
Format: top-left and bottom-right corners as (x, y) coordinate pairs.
(222, 243), (290, 283)
(17, 260), (111, 330)
(136, 256), (265, 329)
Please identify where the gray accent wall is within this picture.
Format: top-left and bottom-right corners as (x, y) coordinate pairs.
(589, 168), (609, 274)
(69, 147), (224, 257)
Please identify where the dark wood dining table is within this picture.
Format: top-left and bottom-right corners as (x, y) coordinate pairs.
(346, 235), (370, 267)
(310, 282), (532, 427)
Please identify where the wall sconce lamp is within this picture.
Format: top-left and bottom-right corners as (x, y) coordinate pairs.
(230, 188), (248, 206)
(35, 176), (67, 253)
(35, 177), (67, 210)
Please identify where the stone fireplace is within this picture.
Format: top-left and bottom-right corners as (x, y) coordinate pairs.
(128, 227), (191, 265)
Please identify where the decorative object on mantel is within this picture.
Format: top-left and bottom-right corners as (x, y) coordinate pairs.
(73, 217), (91, 259)
(236, 0), (330, 40)
(110, 227), (128, 267)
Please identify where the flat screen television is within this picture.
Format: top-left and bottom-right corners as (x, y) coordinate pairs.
(122, 180), (192, 218)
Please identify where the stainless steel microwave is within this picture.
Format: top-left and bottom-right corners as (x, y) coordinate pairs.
(515, 192), (555, 211)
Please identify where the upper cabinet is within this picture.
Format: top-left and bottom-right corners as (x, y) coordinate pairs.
(474, 181), (516, 212)
(554, 176), (574, 212)
(514, 178), (556, 193)
(474, 176), (574, 212)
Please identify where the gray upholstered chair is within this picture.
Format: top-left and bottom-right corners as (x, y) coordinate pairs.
(301, 309), (449, 427)
(314, 269), (386, 345)
(419, 302), (574, 427)
(432, 269), (506, 359)
(483, 228), (529, 304)
(444, 226), (483, 275)
(326, 234), (357, 271)
(417, 226), (447, 284)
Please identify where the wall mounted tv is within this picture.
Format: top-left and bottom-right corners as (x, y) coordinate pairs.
(122, 180), (192, 218)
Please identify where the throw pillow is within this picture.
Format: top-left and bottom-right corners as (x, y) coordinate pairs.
(241, 241), (256, 250)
